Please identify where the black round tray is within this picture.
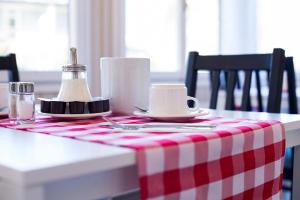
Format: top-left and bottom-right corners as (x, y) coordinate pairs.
(39, 97), (110, 114)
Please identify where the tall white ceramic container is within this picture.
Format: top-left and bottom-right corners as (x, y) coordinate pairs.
(100, 58), (150, 114)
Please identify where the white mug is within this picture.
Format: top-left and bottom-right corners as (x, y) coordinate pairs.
(0, 83), (8, 109)
(100, 57), (150, 114)
(149, 84), (201, 115)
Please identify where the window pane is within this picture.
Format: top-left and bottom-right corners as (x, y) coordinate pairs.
(125, 0), (181, 72)
(186, 0), (219, 55)
(0, 0), (69, 71)
(257, 0), (300, 68)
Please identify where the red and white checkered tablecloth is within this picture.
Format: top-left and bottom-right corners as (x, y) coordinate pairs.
(0, 115), (285, 200)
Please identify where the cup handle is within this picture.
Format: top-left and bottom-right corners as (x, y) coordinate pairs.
(187, 96), (201, 113)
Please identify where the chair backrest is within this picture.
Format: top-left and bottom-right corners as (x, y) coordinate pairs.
(0, 54), (20, 82)
(185, 48), (286, 113)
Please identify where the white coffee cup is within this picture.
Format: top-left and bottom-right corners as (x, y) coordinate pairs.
(0, 83), (9, 110)
(149, 84), (201, 115)
(100, 57), (150, 114)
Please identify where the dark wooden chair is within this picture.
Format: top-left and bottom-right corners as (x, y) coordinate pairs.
(0, 54), (20, 82)
(185, 48), (286, 112)
(185, 48), (296, 191)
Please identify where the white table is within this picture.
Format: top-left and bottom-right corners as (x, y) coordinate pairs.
(1, 110), (300, 200)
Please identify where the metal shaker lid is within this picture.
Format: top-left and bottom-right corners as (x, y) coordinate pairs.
(9, 82), (18, 94)
(62, 48), (86, 72)
(18, 82), (34, 94)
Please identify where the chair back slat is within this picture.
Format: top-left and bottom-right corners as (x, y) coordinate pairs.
(241, 71), (252, 111)
(225, 71), (237, 110)
(209, 70), (220, 109)
(254, 71), (264, 112)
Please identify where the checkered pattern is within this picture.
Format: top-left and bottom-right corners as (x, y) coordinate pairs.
(0, 115), (285, 200)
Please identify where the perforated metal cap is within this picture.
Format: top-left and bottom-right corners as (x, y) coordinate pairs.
(62, 47), (86, 72)
(18, 82), (34, 94)
(9, 82), (18, 94)
(62, 65), (86, 72)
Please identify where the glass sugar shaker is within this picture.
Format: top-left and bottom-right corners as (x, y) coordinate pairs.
(57, 47), (92, 102)
(16, 82), (35, 123)
(8, 82), (18, 119)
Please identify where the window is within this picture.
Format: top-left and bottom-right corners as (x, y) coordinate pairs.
(256, 0), (300, 68)
(125, 0), (219, 74)
(0, 0), (69, 71)
(185, 0), (219, 55)
(125, 0), (182, 73)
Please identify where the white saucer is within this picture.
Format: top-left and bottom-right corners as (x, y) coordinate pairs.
(133, 110), (209, 122)
(38, 111), (112, 119)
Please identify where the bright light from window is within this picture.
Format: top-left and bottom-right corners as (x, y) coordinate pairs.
(125, 0), (181, 72)
(257, 0), (300, 68)
(0, 0), (69, 71)
(186, 0), (219, 55)
(125, 0), (219, 73)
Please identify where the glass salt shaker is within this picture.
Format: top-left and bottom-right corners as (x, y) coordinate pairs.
(8, 82), (18, 119)
(16, 82), (35, 123)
